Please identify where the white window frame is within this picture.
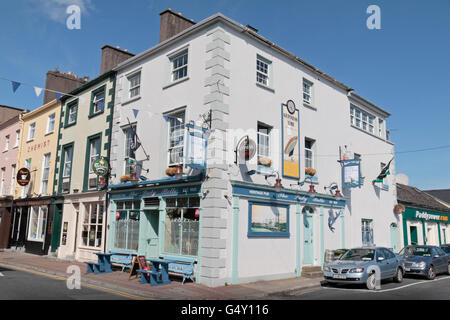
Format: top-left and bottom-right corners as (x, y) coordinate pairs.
(166, 111), (186, 167)
(10, 164), (16, 196)
(63, 146), (73, 178)
(4, 135), (9, 151)
(350, 105), (375, 135)
(362, 219), (374, 246)
(123, 124), (136, 175)
(46, 113), (55, 134)
(93, 90), (105, 114)
(256, 54), (271, 87)
(128, 72), (141, 99)
(81, 202), (104, 248)
(28, 123), (36, 141)
(304, 138), (315, 169)
(170, 49), (188, 82)
(257, 124), (271, 159)
(89, 138), (101, 174)
(68, 104), (77, 125)
(21, 159), (31, 198)
(0, 168), (5, 195)
(27, 206), (48, 242)
(303, 78), (314, 105)
(15, 129), (20, 147)
(40, 153), (51, 195)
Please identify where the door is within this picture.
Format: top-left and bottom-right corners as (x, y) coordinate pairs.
(410, 226), (418, 245)
(303, 213), (314, 265)
(390, 223), (399, 253)
(376, 249), (389, 279)
(50, 204), (63, 253)
(144, 210), (159, 258)
(383, 248), (397, 277)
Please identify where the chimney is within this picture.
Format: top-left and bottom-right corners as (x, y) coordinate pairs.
(43, 69), (87, 105)
(100, 45), (135, 75)
(159, 8), (196, 43)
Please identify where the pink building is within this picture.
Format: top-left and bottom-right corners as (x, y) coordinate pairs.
(0, 109), (26, 249)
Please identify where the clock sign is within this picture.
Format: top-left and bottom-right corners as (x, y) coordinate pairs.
(286, 100), (296, 114)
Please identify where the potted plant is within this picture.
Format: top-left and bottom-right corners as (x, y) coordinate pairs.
(305, 167), (316, 177)
(120, 174), (131, 183)
(165, 167), (177, 177)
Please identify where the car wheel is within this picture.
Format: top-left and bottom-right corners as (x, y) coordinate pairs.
(366, 272), (376, 290)
(394, 267), (403, 283)
(427, 265), (436, 280)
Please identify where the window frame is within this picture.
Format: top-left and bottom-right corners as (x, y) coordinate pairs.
(128, 72), (141, 100)
(59, 142), (74, 194)
(170, 49), (189, 83)
(256, 54), (272, 88)
(65, 100), (78, 127)
(46, 113), (56, 134)
(81, 202), (104, 249)
(362, 219), (374, 246)
(113, 199), (141, 251)
(90, 85), (106, 117)
(84, 133), (102, 192)
(40, 153), (51, 195)
(27, 206), (48, 242)
(257, 123), (272, 160)
(166, 110), (186, 167)
(15, 129), (20, 147)
(123, 124), (137, 175)
(303, 78), (314, 106)
(27, 123), (36, 141)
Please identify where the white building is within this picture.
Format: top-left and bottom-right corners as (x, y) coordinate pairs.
(107, 9), (399, 287)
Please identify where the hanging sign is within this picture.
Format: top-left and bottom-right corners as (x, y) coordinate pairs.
(185, 122), (208, 170)
(93, 158), (109, 176)
(235, 136), (256, 164)
(281, 102), (300, 179)
(341, 159), (362, 188)
(17, 168), (31, 186)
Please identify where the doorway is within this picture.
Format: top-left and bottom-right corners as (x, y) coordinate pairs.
(144, 210), (160, 258)
(410, 226), (418, 245)
(302, 206), (314, 265)
(390, 223), (399, 253)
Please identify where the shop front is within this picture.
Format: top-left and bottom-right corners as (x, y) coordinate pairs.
(0, 197), (14, 249)
(402, 206), (450, 247)
(108, 179), (203, 263)
(230, 180), (346, 284)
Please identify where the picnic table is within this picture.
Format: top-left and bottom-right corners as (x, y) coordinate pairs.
(85, 252), (113, 274)
(147, 258), (171, 285)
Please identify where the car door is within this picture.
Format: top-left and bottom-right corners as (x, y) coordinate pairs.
(382, 248), (397, 277)
(376, 249), (389, 279)
(436, 248), (448, 273)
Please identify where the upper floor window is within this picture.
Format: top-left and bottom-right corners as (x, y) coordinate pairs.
(66, 101), (78, 126)
(256, 55), (271, 87)
(15, 129), (20, 147)
(304, 138), (315, 169)
(40, 153), (51, 195)
(46, 113), (55, 134)
(378, 119), (385, 138)
(4, 135), (9, 151)
(170, 49), (188, 82)
(89, 137), (101, 174)
(92, 88), (105, 115)
(167, 112), (185, 166)
(350, 105), (375, 134)
(128, 72), (141, 99)
(124, 125), (137, 175)
(63, 146), (73, 178)
(257, 123), (271, 159)
(28, 123), (36, 141)
(303, 79), (313, 105)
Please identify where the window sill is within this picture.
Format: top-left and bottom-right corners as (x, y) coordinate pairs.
(121, 95), (141, 106)
(303, 102), (317, 111)
(44, 131), (54, 136)
(163, 76), (190, 90)
(88, 110), (104, 119)
(26, 139), (34, 143)
(350, 124), (393, 144)
(64, 122), (77, 129)
(256, 82), (275, 93)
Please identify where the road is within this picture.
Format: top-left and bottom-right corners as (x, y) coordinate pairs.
(0, 265), (136, 300)
(272, 274), (450, 300)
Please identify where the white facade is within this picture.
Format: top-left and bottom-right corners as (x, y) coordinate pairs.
(108, 14), (399, 286)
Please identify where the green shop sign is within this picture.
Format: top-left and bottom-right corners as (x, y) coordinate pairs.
(93, 158), (109, 176)
(403, 206), (450, 223)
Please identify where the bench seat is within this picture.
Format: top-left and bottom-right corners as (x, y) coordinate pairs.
(162, 255), (196, 284)
(137, 269), (162, 286)
(109, 250), (134, 272)
(84, 261), (102, 274)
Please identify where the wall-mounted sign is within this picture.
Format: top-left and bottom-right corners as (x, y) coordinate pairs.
(16, 168), (31, 186)
(341, 159), (362, 188)
(93, 158), (109, 176)
(185, 123), (208, 170)
(281, 103), (300, 179)
(235, 135), (256, 164)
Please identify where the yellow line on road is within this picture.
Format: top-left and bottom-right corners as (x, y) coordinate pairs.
(0, 262), (152, 300)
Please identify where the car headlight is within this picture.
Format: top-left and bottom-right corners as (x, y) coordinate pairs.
(349, 268), (364, 273)
(323, 266), (331, 272)
(412, 261), (426, 268)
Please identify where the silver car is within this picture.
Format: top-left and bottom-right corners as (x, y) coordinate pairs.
(323, 247), (405, 290)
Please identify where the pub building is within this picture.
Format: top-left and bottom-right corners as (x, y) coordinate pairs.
(397, 183), (450, 247)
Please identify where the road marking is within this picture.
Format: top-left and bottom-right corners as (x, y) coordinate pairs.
(0, 272), (3, 277)
(0, 263), (152, 300)
(322, 276), (450, 293)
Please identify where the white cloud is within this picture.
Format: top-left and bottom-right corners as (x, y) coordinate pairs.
(32, 0), (94, 24)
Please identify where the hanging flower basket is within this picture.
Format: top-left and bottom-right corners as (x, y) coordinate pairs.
(305, 167), (316, 176)
(258, 157), (272, 167)
(165, 167), (177, 177)
(394, 204), (405, 214)
(120, 174), (131, 183)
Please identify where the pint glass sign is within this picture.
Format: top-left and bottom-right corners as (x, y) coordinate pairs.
(281, 103), (300, 179)
(17, 168), (31, 186)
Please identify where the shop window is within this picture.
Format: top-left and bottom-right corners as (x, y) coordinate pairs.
(82, 202), (104, 248)
(114, 200), (140, 251)
(164, 196), (200, 257)
(27, 206), (47, 242)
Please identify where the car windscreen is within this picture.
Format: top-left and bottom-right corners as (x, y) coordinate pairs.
(402, 247), (432, 257)
(441, 246), (450, 254)
(340, 249), (375, 261)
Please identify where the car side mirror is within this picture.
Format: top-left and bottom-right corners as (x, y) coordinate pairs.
(434, 255), (440, 258)
(377, 257), (385, 262)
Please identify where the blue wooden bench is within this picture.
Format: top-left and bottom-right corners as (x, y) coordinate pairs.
(137, 268), (163, 286)
(109, 250), (134, 272)
(162, 255), (196, 285)
(85, 261), (102, 274)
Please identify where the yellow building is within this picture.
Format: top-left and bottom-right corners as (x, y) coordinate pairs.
(10, 99), (62, 255)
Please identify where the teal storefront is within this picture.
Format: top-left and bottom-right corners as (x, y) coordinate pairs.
(108, 177), (203, 281)
(401, 205), (450, 247)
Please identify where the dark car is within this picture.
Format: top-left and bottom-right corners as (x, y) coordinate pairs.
(441, 244), (450, 255)
(398, 245), (450, 280)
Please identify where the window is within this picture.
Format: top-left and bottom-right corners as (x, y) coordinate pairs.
(10, 164), (16, 196)
(114, 200), (141, 251)
(15, 129), (20, 147)
(63, 146), (73, 178)
(92, 89), (105, 115)
(86, 136), (101, 190)
(61, 145), (73, 194)
(362, 219), (374, 246)
(304, 138), (315, 169)
(303, 79), (313, 105)
(4, 135), (9, 151)
(170, 50), (188, 82)
(128, 72), (141, 99)
(164, 197), (200, 256)
(124, 125), (136, 175)
(257, 123), (271, 159)
(378, 119), (384, 138)
(167, 112), (185, 166)
(40, 153), (51, 195)
(28, 123), (36, 141)
(350, 105), (375, 134)
(66, 101), (78, 125)
(27, 206), (47, 242)
(256, 55), (271, 86)
(46, 113), (55, 133)
(89, 138), (101, 173)
(0, 168), (5, 195)
(82, 202), (104, 248)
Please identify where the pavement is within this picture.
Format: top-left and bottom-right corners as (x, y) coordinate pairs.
(0, 251), (323, 300)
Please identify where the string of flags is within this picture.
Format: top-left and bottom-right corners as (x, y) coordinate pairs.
(1, 76), (81, 101)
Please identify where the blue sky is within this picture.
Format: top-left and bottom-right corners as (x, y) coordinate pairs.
(1, 0), (449, 190)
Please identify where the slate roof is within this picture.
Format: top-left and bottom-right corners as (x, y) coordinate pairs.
(424, 189), (450, 208)
(396, 183), (450, 214)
